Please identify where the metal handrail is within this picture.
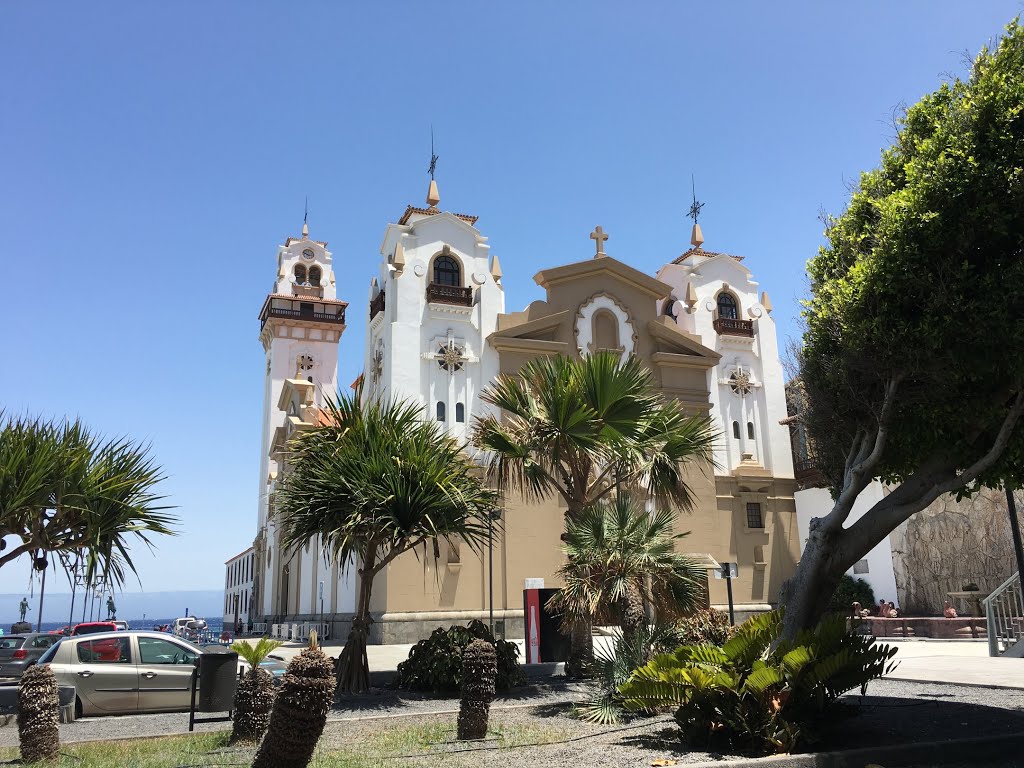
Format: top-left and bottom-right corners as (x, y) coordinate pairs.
(984, 571), (1022, 656)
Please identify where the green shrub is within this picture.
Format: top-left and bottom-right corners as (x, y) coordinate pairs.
(670, 608), (736, 646)
(618, 610), (897, 755)
(827, 575), (876, 613)
(395, 620), (521, 692)
(578, 621), (682, 724)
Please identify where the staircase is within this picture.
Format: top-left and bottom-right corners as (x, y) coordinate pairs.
(984, 572), (1024, 657)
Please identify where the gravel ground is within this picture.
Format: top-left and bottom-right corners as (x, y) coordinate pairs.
(1, 678), (1022, 767)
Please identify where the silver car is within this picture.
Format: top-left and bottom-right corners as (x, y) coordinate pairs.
(40, 631), (207, 716)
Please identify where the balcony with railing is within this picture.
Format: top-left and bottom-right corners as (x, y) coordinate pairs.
(369, 290), (386, 320)
(427, 283), (473, 306)
(260, 303), (346, 330)
(713, 317), (754, 337)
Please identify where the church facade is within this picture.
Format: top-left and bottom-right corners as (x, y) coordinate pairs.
(249, 181), (799, 642)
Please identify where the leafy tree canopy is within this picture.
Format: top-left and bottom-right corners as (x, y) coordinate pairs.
(802, 19), (1024, 494)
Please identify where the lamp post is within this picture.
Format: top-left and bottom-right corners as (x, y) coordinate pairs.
(1005, 487), (1024, 614)
(487, 506), (502, 637)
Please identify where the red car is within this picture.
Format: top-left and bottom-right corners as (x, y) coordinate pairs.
(70, 622), (118, 636)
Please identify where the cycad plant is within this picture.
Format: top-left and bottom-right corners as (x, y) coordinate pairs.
(18, 663), (60, 763)
(619, 611), (898, 754)
(229, 637), (283, 744)
(252, 631), (335, 768)
(550, 495), (705, 645)
(473, 353), (717, 674)
(277, 391), (497, 693)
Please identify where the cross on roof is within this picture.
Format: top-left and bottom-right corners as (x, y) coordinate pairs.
(590, 225), (609, 257)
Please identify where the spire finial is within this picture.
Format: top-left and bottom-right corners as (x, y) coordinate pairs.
(302, 196), (309, 239)
(688, 174), (704, 247)
(426, 126), (441, 207)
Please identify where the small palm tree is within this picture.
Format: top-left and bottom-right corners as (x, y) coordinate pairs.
(472, 353), (717, 673)
(230, 637), (283, 744)
(551, 495), (705, 644)
(277, 391), (497, 694)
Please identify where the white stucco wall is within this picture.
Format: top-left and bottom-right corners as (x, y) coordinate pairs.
(657, 251), (793, 480)
(794, 482), (900, 605)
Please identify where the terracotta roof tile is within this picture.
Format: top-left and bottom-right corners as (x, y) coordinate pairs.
(672, 246), (745, 265)
(397, 205), (479, 226)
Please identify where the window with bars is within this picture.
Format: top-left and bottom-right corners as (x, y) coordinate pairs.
(717, 292), (739, 320)
(436, 402), (446, 422)
(746, 502), (764, 529)
(433, 255), (461, 286)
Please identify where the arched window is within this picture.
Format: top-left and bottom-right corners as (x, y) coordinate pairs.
(717, 292), (738, 320)
(436, 402), (446, 422)
(747, 422), (755, 440)
(592, 310), (620, 352)
(732, 421), (740, 440)
(433, 255), (461, 286)
(456, 402), (465, 423)
(308, 266), (322, 287)
(294, 264), (307, 285)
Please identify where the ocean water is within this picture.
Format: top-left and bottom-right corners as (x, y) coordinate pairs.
(4, 618), (225, 635)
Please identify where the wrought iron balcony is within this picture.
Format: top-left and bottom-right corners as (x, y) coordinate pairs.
(427, 283), (473, 306)
(713, 317), (754, 337)
(261, 305), (346, 330)
(369, 290), (386, 320)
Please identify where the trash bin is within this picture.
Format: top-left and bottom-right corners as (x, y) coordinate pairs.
(196, 646), (238, 712)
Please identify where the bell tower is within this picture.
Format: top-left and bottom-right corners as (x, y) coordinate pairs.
(254, 217), (347, 619)
(364, 173), (504, 440)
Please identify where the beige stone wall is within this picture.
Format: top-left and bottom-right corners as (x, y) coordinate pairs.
(890, 488), (1020, 615)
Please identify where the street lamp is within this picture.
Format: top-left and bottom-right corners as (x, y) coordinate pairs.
(487, 506), (503, 637)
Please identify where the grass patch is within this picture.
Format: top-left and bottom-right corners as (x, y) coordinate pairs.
(0, 732), (232, 767)
(0, 715), (571, 767)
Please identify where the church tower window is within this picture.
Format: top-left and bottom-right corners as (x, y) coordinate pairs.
(433, 255), (461, 287)
(747, 421), (755, 440)
(456, 402), (465, 423)
(732, 421), (740, 440)
(436, 402), (446, 422)
(308, 266), (322, 287)
(717, 292), (739, 320)
(294, 264), (308, 285)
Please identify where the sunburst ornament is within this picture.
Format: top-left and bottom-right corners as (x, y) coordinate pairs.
(437, 341), (466, 373)
(371, 346), (384, 387)
(729, 368), (753, 396)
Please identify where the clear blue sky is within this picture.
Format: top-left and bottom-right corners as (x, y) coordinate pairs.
(1, 2), (1018, 596)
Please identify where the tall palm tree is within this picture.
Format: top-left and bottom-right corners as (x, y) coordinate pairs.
(277, 391), (497, 694)
(551, 495), (705, 645)
(472, 352), (717, 673)
(0, 414), (175, 587)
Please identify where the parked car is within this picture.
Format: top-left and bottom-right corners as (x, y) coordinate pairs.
(71, 622), (118, 636)
(38, 631), (285, 717)
(112, 621), (129, 631)
(0, 634), (61, 678)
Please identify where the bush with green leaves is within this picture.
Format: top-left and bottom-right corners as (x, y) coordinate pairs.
(395, 620), (521, 693)
(670, 608), (736, 647)
(619, 610), (897, 755)
(826, 575), (876, 614)
(577, 621), (683, 725)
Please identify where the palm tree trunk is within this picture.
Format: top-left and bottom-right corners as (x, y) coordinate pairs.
(336, 561), (374, 694)
(564, 618), (593, 678)
(618, 583), (645, 645)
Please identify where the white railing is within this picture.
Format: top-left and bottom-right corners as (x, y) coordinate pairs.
(252, 622), (268, 635)
(984, 572), (1022, 656)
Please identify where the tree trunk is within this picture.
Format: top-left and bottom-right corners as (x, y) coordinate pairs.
(336, 560), (375, 694)
(618, 582), (645, 646)
(779, 517), (847, 641)
(564, 618), (593, 678)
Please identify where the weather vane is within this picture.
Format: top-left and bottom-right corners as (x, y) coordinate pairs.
(688, 174), (705, 224)
(427, 126), (438, 180)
